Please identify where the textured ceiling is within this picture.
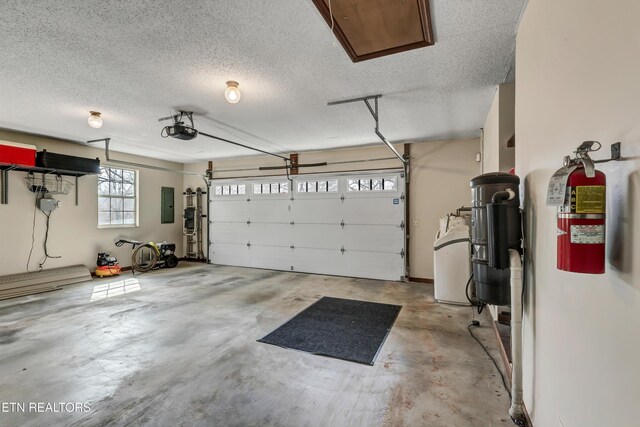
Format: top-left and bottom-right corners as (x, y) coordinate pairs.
(0, 0), (525, 162)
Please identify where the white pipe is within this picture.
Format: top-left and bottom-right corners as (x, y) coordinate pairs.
(509, 248), (525, 421)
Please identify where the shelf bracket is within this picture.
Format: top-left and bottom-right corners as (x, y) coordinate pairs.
(1, 169), (8, 205)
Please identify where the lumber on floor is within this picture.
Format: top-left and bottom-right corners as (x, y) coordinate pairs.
(0, 265), (91, 300)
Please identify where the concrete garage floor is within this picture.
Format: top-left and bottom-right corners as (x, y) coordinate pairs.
(0, 263), (512, 427)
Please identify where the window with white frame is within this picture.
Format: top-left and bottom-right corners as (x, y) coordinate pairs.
(297, 179), (339, 193)
(98, 167), (138, 226)
(253, 182), (289, 194)
(214, 184), (246, 196)
(347, 176), (397, 192)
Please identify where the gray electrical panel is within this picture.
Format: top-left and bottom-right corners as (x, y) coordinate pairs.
(161, 187), (175, 224)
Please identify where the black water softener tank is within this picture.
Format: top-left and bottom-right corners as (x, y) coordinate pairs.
(470, 172), (521, 305)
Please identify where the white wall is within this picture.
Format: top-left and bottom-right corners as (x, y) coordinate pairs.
(498, 83), (516, 172)
(483, 90), (501, 172)
(516, 1), (640, 426)
(0, 130), (184, 275)
(184, 139), (480, 280)
(483, 83), (515, 173)
(409, 139), (480, 279)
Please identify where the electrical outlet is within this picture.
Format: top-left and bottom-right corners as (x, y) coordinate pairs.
(412, 219), (420, 227)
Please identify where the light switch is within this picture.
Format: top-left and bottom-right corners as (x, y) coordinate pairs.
(412, 219), (420, 227)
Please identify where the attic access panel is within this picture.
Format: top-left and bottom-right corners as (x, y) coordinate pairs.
(312, 0), (434, 62)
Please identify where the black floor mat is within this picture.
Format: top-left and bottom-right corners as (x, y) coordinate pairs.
(258, 296), (402, 365)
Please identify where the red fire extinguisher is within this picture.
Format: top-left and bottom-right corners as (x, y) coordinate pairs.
(548, 141), (606, 274)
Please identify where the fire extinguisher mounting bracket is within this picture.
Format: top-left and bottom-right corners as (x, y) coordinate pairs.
(574, 141), (600, 177)
(575, 140), (601, 154)
(593, 141), (622, 164)
(579, 156), (596, 178)
(562, 141), (622, 178)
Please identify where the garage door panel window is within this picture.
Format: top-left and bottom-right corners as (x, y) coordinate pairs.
(383, 178), (396, 191)
(253, 182), (289, 194)
(347, 177), (397, 192)
(215, 184), (246, 196)
(297, 179), (339, 193)
(98, 167), (138, 227)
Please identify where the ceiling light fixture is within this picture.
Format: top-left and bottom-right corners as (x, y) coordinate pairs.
(224, 81), (241, 104)
(88, 111), (103, 129)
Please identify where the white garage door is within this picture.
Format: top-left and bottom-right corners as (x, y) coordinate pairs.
(209, 170), (406, 281)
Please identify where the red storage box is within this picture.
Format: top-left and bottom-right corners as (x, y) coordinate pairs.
(0, 141), (37, 167)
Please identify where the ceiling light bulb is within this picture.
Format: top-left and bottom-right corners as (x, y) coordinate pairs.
(225, 81), (241, 104)
(88, 111), (103, 128)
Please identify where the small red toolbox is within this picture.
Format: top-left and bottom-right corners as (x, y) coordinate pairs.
(0, 141), (37, 167)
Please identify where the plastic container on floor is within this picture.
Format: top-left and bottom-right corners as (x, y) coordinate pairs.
(434, 224), (471, 305)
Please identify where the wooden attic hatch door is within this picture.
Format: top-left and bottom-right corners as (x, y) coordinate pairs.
(312, 0), (434, 62)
